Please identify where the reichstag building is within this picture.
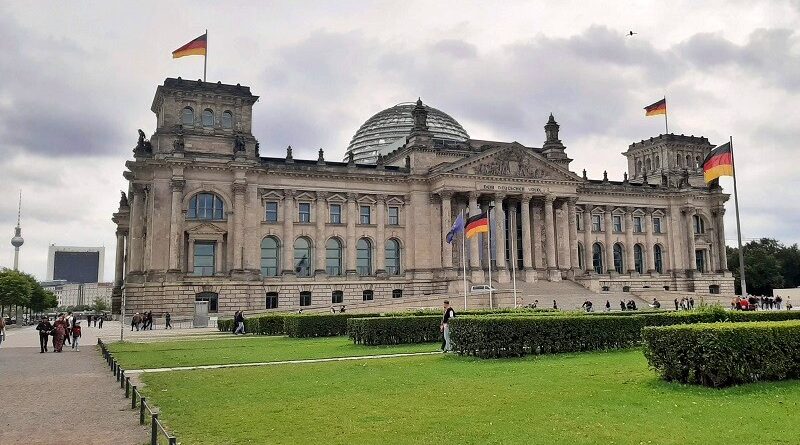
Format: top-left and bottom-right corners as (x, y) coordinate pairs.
(112, 78), (734, 316)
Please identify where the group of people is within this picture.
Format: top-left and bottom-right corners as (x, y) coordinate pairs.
(85, 314), (105, 328)
(620, 299), (638, 311)
(731, 295), (791, 311)
(35, 312), (82, 353)
(673, 297), (695, 310)
(131, 311), (172, 331)
(328, 305), (348, 313)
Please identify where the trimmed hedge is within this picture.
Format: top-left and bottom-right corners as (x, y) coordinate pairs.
(285, 313), (379, 338)
(246, 314), (288, 336)
(643, 320), (800, 387)
(348, 316), (442, 345)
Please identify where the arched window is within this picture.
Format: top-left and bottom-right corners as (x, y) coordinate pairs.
(695, 155), (701, 169)
(655, 155), (660, 169)
(325, 238), (343, 276)
(188, 193), (225, 220)
(385, 239), (401, 275)
(634, 244), (644, 274)
(645, 158), (652, 172)
(654, 244), (664, 274)
(260, 237), (280, 277)
(577, 243), (585, 270)
(356, 238), (372, 275)
(202, 109), (214, 127)
(592, 243), (604, 274)
(182, 107), (194, 126)
(221, 111), (233, 129)
(294, 237), (312, 277)
(677, 154), (683, 167)
(636, 160), (642, 176)
(686, 155), (692, 168)
(613, 243), (624, 274)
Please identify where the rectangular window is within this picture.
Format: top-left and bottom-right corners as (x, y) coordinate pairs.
(265, 292), (279, 309)
(298, 202), (311, 223)
(388, 207), (400, 225)
(195, 293), (218, 313)
(653, 217), (662, 233)
(392, 289), (403, 299)
(331, 291), (343, 304)
(592, 215), (602, 232)
(329, 204), (342, 224)
(265, 202), (278, 222)
(300, 291), (312, 307)
(360, 206), (371, 224)
(633, 216), (643, 233)
(362, 290), (374, 301)
(193, 242), (215, 276)
(576, 213), (583, 231)
(613, 215), (622, 233)
(695, 250), (706, 272)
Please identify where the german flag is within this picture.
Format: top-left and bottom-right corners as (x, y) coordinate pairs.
(465, 212), (489, 239)
(702, 142), (734, 183)
(172, 33), (207, 58)
(644, 98), (667, 116)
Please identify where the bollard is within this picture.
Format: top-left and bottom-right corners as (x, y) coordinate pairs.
(151, 412), (159, 445)
(116, 364), (120, 382)
(169, 438), (177, 445)
(139, 397), (146, 425)
(131, 386), (137, 409)
(120, 370), (125, 389)
(125, 377), (130, 398)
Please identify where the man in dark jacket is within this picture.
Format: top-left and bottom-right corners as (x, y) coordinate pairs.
(441, 300), (456, 352)
(36, 317), (53, 353)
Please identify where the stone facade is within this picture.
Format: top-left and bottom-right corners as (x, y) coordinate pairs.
(112, 78), (734, 316)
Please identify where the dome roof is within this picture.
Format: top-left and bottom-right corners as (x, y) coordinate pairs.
(345, 102), (469, 163)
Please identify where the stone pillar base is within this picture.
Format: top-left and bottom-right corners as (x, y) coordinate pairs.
(471, 269), (485, 283)
(525, 269), (537, 282)
(547, 268), (562, 282)
(497, 268), (511, 283)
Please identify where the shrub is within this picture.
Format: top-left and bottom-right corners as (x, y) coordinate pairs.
(285, 314), (380, 338)
(248, 314), (288, 336)
(217, 318), (234, 332)
(348, 316), (442, 345)
(642, 320), (800, 387)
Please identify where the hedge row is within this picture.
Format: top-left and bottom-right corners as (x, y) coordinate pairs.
(643, 321), (800, 387)
(217, 314), (287, 335)
(348, 316), (442, 345)
(285, 313), (380, 338)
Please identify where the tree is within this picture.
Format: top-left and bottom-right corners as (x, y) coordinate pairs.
(0, 269), (32, 322)
(93, 297), (109, 312)
(727, 238), (797, 296)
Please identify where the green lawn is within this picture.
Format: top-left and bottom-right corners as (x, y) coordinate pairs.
(139, 349), (800, 445)
(108, 336), (438, 369)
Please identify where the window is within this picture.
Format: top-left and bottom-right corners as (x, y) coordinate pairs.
(577, 243), (584, 270)
(260, 237), (280, 277)
(265, 202), (278, 222)
(325, 238), (343, 276)
(695, 249), (705, 272)
(188, 193), (225, 220)
(195, 292), (218, 312)
(202, 109), (214, 127)
(655, 155), (660, 169)
(362, 290), (374, 301)
(298, 203), (311, 223)
(592, 243), (604, 274)
(360, 205), (371, 224)
(576, 213), (583, 231)
(265, 292), (279, 309)
(329, 204), (342, 224)
(613, 243), (624, 274)
(193, 242), (215, 276)
(636, 160), (642, 176)
(392, 289), (403, 299)
(385, 239), (401, 275)
(331, 291), (343, 304)
(686, 155), (692, 169)
(634, 244), (644, 274)
(645, 158), (652, 172)
(221, 111), (233, 129)
(300, 291), (312, 306)
(677, 154), (683, 168)
(693, 215), (705, 234)
(613, 215), (622, 233)
(653, 217), (662, 234)
(388, 207), (400, 225)
(357, 238), (372, 275)
(633, 216), (643, 233)
(182, 107), (194, 126)
(294, 237), (312, 277)
(709, 285), (720, 294)
(654, 244), (664, 274)
(695, 156), (701, 169)
(592, 214), (602, 232)
(623, 286), (631, 292)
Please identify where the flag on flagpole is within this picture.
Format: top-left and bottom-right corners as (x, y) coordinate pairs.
(644, 98), (667, 116)
(465, 212), (489, 239)
(173, 33), (208, 58)
(446, 214), (465, 244)
(702, 142), (733, 183)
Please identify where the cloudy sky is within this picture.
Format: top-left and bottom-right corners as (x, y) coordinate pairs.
(1, 0), (799, 281)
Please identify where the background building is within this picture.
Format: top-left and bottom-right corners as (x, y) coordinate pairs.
(46, 246), (105, 284)
(42, 281), (113, 308)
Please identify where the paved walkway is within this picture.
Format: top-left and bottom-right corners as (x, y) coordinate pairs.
(0, 323), (148, 445)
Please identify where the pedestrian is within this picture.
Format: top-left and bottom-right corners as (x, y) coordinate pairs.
(339, 305), (346, 313)
(71, 321), (82, 352)
(98, 315), (104, 329)
(65, 311), (73, 346)
(553, 299), (558, 310)
(147, 311), (154, 330)
(689, 297), (695, 310)
(775, 296), (783, 310)
(234, 311), (246, 335)
(620, 300), (626, 311)
(131, 313), (141, 331)
(533, 299), (538, 309)
(87, 315), (92, 328)
(0, 316), (5, 347)
(164, 312), (172, 329)
(52, 314), (67, 353)
(36, 316), (52, 353)
(441, 300), (455, 353)
(674, 298), (679, 311)
(787, 297), (793, 310)
(330, 306), (337, 314)
(605, 300), (611, 312)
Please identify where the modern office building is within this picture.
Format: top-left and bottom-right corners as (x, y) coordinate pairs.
(46, 246), (105, 284)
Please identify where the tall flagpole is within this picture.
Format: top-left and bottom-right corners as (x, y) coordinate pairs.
(461, 209), (468, 309)
(203, 29), (208, 82)
(487, 207), (493, 309)
(664, 95), (669, 134)
(511, 206), (518, 308)
(730, 136), (747, 295)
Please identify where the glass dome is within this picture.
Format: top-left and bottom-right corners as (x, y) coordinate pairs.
(344, 102), (469, 164)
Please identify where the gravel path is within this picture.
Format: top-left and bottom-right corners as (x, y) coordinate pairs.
(0, 325), (148, 445)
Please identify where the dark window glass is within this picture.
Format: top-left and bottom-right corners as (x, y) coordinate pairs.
(188, 193), (225, 220)
(634, 244), (644, 274)
(330, 204), (342, 224)
(362, 290), (374, 301)
(298, 203), (311, 223)
(613, 243), (624, 273)
(633, 217), (643, 233)
(221, 111), (233, 129)
(385, 239), (401, 275)
(265, 202), (278, 222)
(294, 237), (312, 277)
(577, 243), (584, 270)
(325, 238), (342, 276)
(613, 216), (622, 233)
(693, 215), (705, 234)
(392, 289), (403, 299)
(195, 292), (218, 313)
(592, 243), (603, 274)
(388, 207), (399, 225)
(300, 291), (312, 306)
(709, 285), (720, 294)
(266, 292), (279, 309)
(331, 291), (343, 304)
(357, 238), (372, 275)
(193, 243), (215, 276)
(654, 245), (664, 273)
(592, 215), (602, 232)
(182, 107), (194, 126)
(576, 213), (583, 231)
(653, 217), (662, 233)
(202, 109), (214, 127)
(360, 206), (371, 224)
(260, 237), (279, 277)
(695, 249), (705, 272)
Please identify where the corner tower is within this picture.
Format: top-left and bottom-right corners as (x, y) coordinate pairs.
(624, 134), (714, 187)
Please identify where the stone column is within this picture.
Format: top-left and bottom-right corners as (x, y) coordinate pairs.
(625, 207), (635, 273)
(282, 189), (295, 275)
(114, 230), (126, 285)
(521, 194), (534, 281)
(544, 194), (558, 280)
(129, 186), (145, 273)
(315, 192), (327, 274)
(567, 198), (579, 275)
(376, 194), (387, 275)
(582, 205), (593, 273)
(187, 238), (195, 272)
(345, 193), (357, 275)
(232, 182), (246, 270)
(440, 191), (453, 270)
(644, 208), (655, 273)
(168, 179), (184, 272)
(716, 207), (728, 271)
(494, 193), (510, 282)
(684, 206), (697, 272)
(604, 205), (614, 274)
(215, 239), (223, 275)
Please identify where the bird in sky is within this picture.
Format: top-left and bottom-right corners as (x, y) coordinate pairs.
(627, 30), (637, 36)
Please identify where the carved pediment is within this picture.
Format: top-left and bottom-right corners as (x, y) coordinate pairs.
(187, 222), (226, 235)
(440, 145), (580, 182)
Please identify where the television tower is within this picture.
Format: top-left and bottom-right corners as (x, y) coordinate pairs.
(11, 191), (24, 270)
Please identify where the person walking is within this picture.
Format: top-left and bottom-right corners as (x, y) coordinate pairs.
(131, 313), (141, 331)
(234, 311), (246, 335)
(164, 312), (172, 329)
(64, 312), (73, 346)
(52, 315), (67, 353)
(0, 316), (5, 348)
(71, 321), (82, 352)
(98, 315), (104, 329)
(36, 316), (52, 353)
(605, 300), (611, 312)
(440, 300), (456, 353)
